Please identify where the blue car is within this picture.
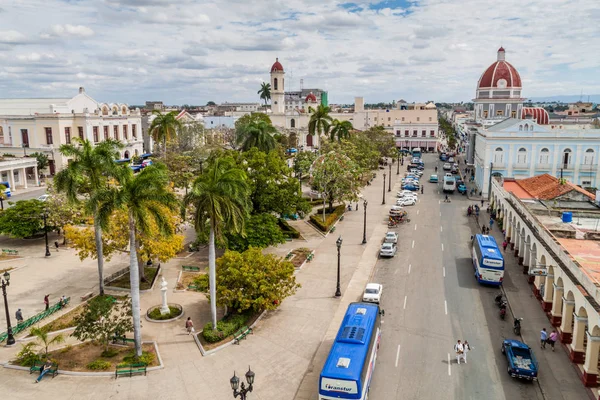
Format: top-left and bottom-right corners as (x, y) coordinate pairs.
(457, 184), (467, 194)
(403, 184), (419, 191)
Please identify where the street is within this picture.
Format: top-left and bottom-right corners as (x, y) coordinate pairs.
(368, 154), (590, 400)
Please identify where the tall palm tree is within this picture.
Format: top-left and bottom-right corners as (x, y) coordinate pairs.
(149, 110), (182, 157)
(329, 119), (353, 142)
(257, 82), (271, 107)
(184, 158), (250, 328)
(95, 164), (178, 356)
(55, 138), (124, 296)
(236, 120), (277, 152)
(308, 104), (333, 139)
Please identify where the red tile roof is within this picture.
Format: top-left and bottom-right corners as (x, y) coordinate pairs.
(504, 174), (595, 201)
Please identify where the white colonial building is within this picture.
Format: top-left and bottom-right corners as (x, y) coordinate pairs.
(0, 87), (143, 174)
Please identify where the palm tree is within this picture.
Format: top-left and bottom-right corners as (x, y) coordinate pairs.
(257, 82), (271, 107)
(329, 119), (353, 142)
(236, 120), (277, 152)
(55, 138), (124, 296)
(184, 158), (250, 329)
(149, 110), (182, 157)
(308, 104), (333, 139)
(95, 164), (178, 356)
(30, 327), (65, 359)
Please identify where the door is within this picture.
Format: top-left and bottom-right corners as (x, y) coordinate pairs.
(49, 160), (56, 176)
(306, 134), (313, 147)
(21, 129), (29, 147)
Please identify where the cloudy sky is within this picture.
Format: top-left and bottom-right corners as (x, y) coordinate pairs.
(1, 0), (599, 105)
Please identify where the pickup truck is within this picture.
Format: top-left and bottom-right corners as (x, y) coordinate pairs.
(501, 339), (538, 381)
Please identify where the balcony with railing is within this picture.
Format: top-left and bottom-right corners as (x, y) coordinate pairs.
(512, 162), (529, 170)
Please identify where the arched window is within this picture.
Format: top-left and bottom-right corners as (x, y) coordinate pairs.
(584, 148), (595, 165)
(124, 151), (130, 159)
(290, 119), (295, 128)
(517, 148), (527, 164)
(122, 106), (127, 115)
(102, 106), (109, 116)
(539, 148), (549, 164)
(524, 123), (528, 131)
(494, 147), (504, 164)
(273, 78), (278, 91)
(562, 148), (572, 166)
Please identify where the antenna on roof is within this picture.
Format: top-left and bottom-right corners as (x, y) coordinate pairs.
(300, 78), (304, 91)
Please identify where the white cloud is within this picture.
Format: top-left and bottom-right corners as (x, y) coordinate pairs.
(0, 30), (30, 44)
(48, 24), (95, 38)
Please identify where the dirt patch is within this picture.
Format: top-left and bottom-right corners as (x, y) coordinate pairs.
(108, 267), (159, 290)
(37, 342), (159, 372)
(178, 272), (200, 288)
(0, 255), (21, 262)
(0, 266), (14, 274)
(286, 248), (312, 268)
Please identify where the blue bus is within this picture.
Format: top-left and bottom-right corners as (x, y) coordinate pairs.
(319, 302), (381, 400)
(411, 147), (422, 158)
(472, 234), (504, 285)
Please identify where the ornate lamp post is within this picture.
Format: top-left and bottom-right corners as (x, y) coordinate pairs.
(335, 236), (343, 297)
(1, 271), (15, 346)
(362, 199), (368, 244)
(42, 211), (51, 257)
(388, 163), (392, 192)
(397, 150), (400, 175)
(382, 173), (386, 205)
(230, 367), (255, 399)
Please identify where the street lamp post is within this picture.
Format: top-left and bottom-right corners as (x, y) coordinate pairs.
(230, 367), (255, 399)
(335, 236), (343, 297)
(388, 163), (392, 192)
(382, 173), (386, 205)
(397, 151), (400, 175)
(1, 271), (15, 346)
(42, 211), (51, 257)
(362, 199), (368, 244)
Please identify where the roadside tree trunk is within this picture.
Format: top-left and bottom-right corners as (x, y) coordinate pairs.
(93, 218), (105, 296)
(208, 224), (218, 330)
(128, 211), (143, 357)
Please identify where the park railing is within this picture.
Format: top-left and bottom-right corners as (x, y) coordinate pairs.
(0, 297), (70, 343)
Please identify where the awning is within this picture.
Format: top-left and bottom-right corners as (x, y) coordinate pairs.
(115, 158), (130, 164)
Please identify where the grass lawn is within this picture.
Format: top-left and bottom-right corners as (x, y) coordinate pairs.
(108, 267), (159, 290)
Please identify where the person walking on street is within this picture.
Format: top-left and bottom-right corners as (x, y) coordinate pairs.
(54, 241), (59, 252)
(35, 360), (53, 383)
(43, 295), (49, 311)
(547, 330), (558, 351)
(481, 199), (484, 207)
(502, 240), (508, 252)
(454, 340), (464, 364)
(489, 218), (494, 230)
(540, 328), (548, 349)
(185, 317), (194, 335)
(463, 340), (472, 363)
(15, 308), (23, 324)
(421, 186), (424, 194)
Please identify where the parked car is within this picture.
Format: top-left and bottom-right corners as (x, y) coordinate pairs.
(457, 184), (467, 194)
(402, 184), (419, 191)
(37, 194), (50, 202)
(501, 339), (538, 381)
(429, 174), (439, 183)
(362, 283), (383, 304)
(384, 232), (398, 244)
(443, 163), (452, 171)
(398, 190), (417, 197)
(397, 197), (416, 206)
(379, 242), (397, 258)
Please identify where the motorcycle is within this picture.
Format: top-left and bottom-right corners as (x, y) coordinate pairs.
(499, 302), (507, 320)
(494, 293), (504, 307)
(514, 318), (523, 335)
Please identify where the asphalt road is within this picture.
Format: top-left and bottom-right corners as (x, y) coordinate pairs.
(4, 186), (46, 207)
(369, 154), (546, 400)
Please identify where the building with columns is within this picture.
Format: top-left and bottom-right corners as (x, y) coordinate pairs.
(491, 175), (600, 394)
(0, 87), (143, 174)
(0, 157), (39, 195)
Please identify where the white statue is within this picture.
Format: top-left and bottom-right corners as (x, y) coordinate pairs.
(159, 276), (170, 315)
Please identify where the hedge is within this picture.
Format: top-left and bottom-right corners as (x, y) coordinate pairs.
(309, 205), (346, 232)
(278, 219), (300, 238)
(202, 313), (250, 343)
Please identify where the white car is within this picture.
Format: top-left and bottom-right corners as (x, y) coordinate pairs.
(362, 283), (383, 304)
(379, 242), (397, 257)
(37, 194), (50, 202)
(443, 163), (452, 171)
(398, 190), (418, 197)
(384, 232), (398, 244)
(397, 198), (416, 206)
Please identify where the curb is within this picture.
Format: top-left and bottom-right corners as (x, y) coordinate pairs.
(18, 326), (75, 342)
(145, 304), (185, 323)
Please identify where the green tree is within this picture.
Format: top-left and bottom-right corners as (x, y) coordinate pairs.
(216, 247), (300, 313)
(294, 151), (317, 185)
(236, 120), (277, 152)
(72, 296), (133, 352)
(45, 181), (85, 243)
(95, 164), (178, 357)
(308, 104), (333, 138)
(55, 138), (124, 296)
(329, 119), (353, 142)
(184, 157), (250, 329)
(311, 151), (361, 217)
(257, 82), (271, 106)
(29, 327), (65, 359)
(164, 154), (195, 193)
(225, 213), (285, 252)
(0, 199), (48, 238)
(170, 121), (205, 154)
(206, 101), (216, 106)
(29, 152), (49, 171)
(149, 110), (183, 157)
(234, 113), (272, 133)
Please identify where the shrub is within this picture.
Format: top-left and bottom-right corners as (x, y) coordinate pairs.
(101, 348), (118, 358)
(309, 205), (346, 232)
(87, 360), (111, 370)
(278, 219), (300, 238)
(121, 350), (155, 366)
(191, 274), (209, 292)
(15, 342), (40, 367)
(201, 313), (250, 343)
(147, 306), (182, 320)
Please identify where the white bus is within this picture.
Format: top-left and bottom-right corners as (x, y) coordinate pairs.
(443, 175), (456, 193)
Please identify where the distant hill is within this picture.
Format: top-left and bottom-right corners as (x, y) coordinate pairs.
(527, 95), (600, 103)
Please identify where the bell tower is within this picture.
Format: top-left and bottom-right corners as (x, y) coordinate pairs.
(270, 58), (285, 114)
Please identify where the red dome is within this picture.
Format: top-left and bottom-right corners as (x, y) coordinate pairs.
(521, 107), (549, 125)
(306, 92), (317, 102)
(271, 58), (284, 73)
(477, 48), (521, 89)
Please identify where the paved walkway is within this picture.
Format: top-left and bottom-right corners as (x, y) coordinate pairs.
(0, 169), (401, 399)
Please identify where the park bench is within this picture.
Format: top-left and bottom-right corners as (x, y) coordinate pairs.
(285, 237), (293, 242)
(80, 292), (94, 302)
(187, 284), (200, 291)
(115, 363), (147, 378)
(111, 335), (136, 345)
(30, 361), (59, 378)
(182, 265), (200, 272)
(307, 253), (314, 262)
(233, 326), (253, 345)
(0, 298), (70, 342)
(2, 249), (18, 256)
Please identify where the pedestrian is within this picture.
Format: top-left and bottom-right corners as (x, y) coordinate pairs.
(489, 218), (494, 229)
(185, 317), (194, 335)
(540, 328), (548, 349)
(43, 294), (49, 311)
(59, 295), (67, 308)
(463, 340), (472, 363)
(482, 224), (486, 234)
(54, 241), (59, 252)
(355, 203), (359, 211)
(35, 360), (53, 383)
(547, 330), (558, 351)
(481, 199), (484, 206)
(421, 186), (424, 194)
(454, 340), (464, 364)
(502, 240), (508, 252)
(15, 308), (23, 324)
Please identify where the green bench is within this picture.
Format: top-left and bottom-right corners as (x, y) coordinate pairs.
(234, 326), (253, 345)
(182, 265), (200, 272)
(187, 284), (200, 291)
(0, 297), (70, 342)
(307, 253), (314, 262)
(2, 249), (18, 256)
(111, 335), (136, 345)
(30, 361), (59, 378)
(115, 363), (147, 378)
